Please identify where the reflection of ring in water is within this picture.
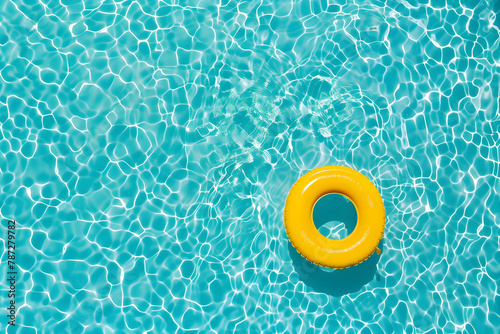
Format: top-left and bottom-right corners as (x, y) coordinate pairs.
(288, 192), (384, 296)
(284, 166), (385, 269)
(288, 239), (384, 297)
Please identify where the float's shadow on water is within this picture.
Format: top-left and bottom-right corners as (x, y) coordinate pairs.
(288, 194), (383, 297)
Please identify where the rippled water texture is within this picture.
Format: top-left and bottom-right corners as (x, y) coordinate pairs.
(1, 0), (500, 333)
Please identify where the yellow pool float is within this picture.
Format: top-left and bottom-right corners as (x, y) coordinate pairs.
(284, 166), (385, 269)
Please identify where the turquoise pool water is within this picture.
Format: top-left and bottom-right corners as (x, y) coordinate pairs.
(1, 0), (499, 333)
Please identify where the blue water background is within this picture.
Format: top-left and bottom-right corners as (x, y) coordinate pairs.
(1, 0), (500, 333)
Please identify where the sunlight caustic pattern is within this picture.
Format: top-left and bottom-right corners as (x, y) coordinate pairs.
(0, 0), (499, 333)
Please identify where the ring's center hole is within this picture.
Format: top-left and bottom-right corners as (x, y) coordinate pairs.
(313, 193), (358, 240)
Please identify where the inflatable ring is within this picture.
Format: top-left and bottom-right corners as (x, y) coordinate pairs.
(284, 166), (385, 269)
